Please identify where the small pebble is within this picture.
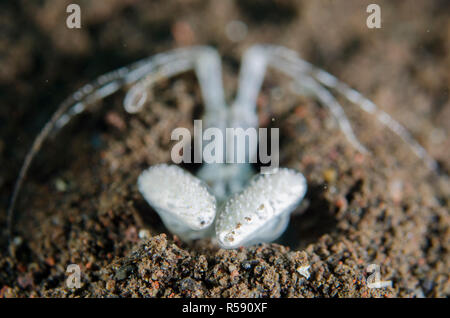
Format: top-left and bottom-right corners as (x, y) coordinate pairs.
(323, 169), (337, 184)
(389, 179), (403, 203)
(55, 178), (67, 192)
(105, 111), (126, 131)
(139, 229), (151, 240)
(106, 280), (115, 292)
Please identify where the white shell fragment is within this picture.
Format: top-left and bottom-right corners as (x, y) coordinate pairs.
(215, 168), (307, 249)
(138, 164), (216, 241)
(296, 265), (311, 279)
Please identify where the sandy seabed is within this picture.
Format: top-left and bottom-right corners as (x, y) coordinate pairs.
(0, 0), (449, 297)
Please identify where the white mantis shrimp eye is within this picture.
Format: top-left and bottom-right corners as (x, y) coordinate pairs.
(137, 164), (216, 232)
(215, 168), (307, 249)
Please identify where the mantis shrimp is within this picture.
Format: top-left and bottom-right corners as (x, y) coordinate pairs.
(7, 45), (439, 250)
